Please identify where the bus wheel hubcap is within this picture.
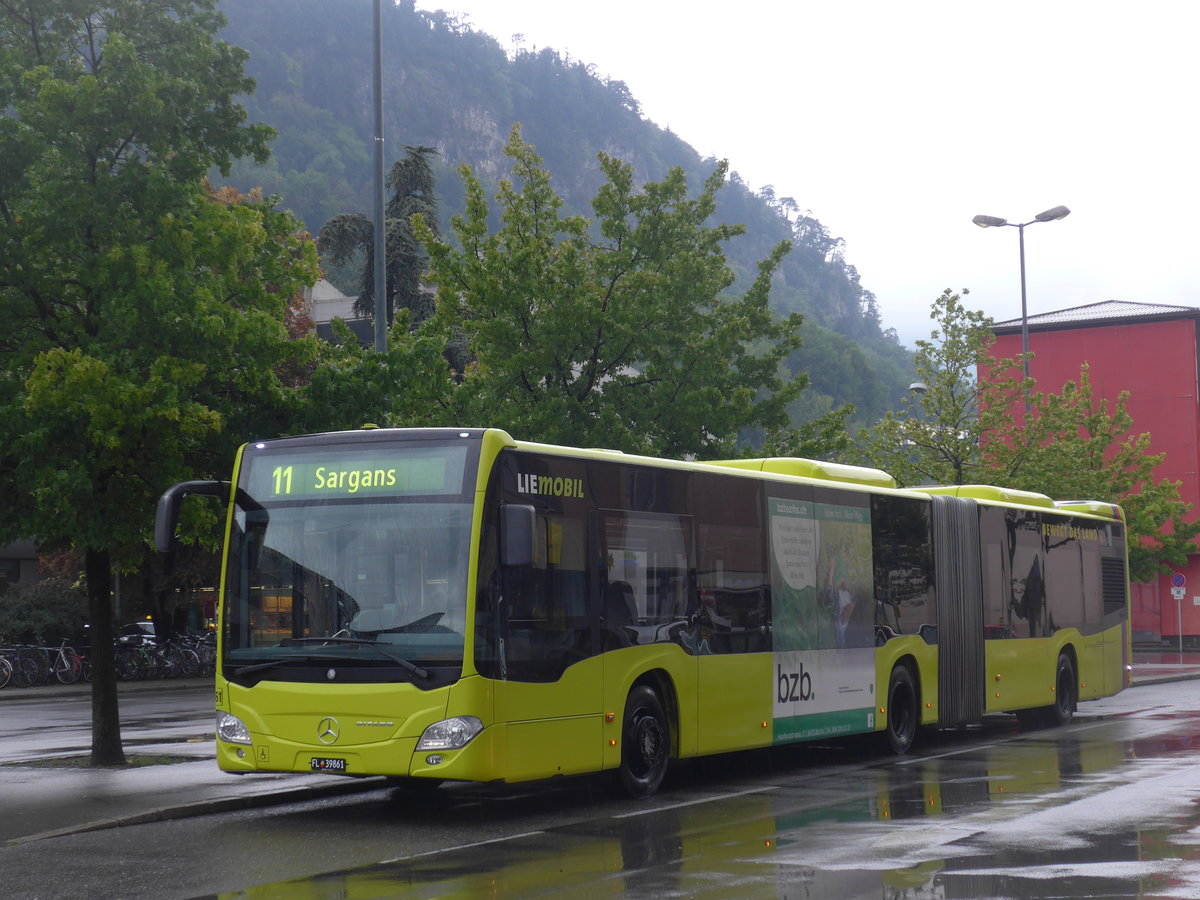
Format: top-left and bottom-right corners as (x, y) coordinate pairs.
(633, 715), (663, 773)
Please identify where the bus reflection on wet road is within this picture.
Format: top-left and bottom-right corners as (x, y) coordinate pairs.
(220, 703), (1200, 900)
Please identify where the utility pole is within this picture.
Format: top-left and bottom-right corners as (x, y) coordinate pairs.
(372, 0), (387, 352)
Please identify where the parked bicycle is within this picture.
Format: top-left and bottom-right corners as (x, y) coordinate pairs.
(40, 638), (83, 685)
(0, 646), (46, 687)
(0, 629), (214, 688)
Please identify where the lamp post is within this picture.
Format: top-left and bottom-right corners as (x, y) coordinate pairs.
(971, 205), (1070, 394)
(372, 0), (387, 353)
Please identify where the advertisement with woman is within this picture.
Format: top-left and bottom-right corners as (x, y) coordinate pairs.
(768, 495), (876, 743)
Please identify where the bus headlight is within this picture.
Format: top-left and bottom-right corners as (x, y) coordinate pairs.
(216, 711), (252, 745)
(416, 716), (483, 751)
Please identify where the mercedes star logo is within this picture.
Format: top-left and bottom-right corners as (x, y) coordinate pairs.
(317, 717), (340, 745)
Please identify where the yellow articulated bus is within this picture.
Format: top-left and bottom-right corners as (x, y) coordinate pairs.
(155, 427), (1130, 797)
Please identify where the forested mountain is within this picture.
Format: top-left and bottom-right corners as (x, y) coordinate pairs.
(217, 0), (916, 426)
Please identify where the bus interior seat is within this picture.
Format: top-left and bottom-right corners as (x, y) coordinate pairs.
(350, 605), (399, 634)
(604, 581), (636, 626)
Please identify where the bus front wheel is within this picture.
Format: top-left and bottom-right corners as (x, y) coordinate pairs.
(618, 685), (670, 798)
(883, 664), (918, 755)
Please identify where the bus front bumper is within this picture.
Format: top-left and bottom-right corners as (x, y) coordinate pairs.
(217, 721), (500, 782)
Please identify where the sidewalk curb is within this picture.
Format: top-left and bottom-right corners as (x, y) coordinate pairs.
(0, 677), (212, 702)
(1131, 672), (1200, 686)
(5, 775), (386, 846)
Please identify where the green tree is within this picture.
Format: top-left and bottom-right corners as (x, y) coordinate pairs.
(859, 289), (1198, 582)
(416, 126), (817, 459)
(0, 552), (88, 645)
(294, 314), (456, 433)
(986, 368), (1200, 582)
(858, 289), (1024, 486)
(317, 145), (440, 326)
(0, 1), (318, 764)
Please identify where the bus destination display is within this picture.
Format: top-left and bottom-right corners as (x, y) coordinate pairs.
(245, 446), (467, 500)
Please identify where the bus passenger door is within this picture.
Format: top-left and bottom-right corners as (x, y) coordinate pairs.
(596, 508), (701, 758)
(693, 480), (773, 756)
(494, 510), (603, 782)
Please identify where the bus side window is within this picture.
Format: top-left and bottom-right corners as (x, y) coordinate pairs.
(696, 535), (769, 653)
(871, 495), (935, 640)
(598, 510), (695, 649)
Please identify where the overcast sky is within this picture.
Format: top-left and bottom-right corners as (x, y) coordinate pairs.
(416, 0), (1200, 346)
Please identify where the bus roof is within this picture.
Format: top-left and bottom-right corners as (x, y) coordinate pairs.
(1054, 499), (1126, 522)
(704, 457), (897, 489)
(262, 428), (1123, 521)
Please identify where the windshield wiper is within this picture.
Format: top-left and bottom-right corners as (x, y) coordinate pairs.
(282, 637), (430, 679)
(233, 655), (318, 676)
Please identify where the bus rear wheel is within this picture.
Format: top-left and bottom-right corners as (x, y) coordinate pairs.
(1016, 652), (1076, 729)
(883, 664), (918, 755)
(1048, 652), (1076, 727)
(619, 685), (670, 798)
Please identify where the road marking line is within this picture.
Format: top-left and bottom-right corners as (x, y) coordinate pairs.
(381, 830), (545, 864)
(612, 785), (778, 819)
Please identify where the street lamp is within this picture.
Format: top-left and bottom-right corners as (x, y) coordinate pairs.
(372, 0), (387, 353)
(972, 205), (1071, 393)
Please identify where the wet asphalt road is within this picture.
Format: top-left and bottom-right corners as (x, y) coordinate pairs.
(3, 676), (1200, 898)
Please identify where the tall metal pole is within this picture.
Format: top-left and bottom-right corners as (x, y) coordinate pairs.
(1017, 222), (1030, 379)
(1179, 590), (1185, 655)
(1017, 222), (1030, 412)
(372, 0), (387, 353)
(972, 206), (1070, 412)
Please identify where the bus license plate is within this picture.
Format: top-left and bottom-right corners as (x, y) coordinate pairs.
(310, 757), (347, 773)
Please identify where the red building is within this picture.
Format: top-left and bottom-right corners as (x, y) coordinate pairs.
(988, 300), (1200, 644)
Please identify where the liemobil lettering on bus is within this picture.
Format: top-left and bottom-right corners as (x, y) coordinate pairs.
(777, 662), (815, 703)
(515, 473), (585, 499)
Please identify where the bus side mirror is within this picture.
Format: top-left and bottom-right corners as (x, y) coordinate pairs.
(155, 481), (230, 552)
(500, 503), (536, 567)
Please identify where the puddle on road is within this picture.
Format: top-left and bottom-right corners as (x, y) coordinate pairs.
(213, 725), (1200, 899)
(212, 809), (1200, 900)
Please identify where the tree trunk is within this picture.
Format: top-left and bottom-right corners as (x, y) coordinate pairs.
(85, 547), (125, 766)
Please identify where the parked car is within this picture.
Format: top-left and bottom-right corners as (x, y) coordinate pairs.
(118, 622), (156, 646)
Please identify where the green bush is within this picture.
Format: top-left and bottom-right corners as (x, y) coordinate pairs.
(0, 572), (88, 645)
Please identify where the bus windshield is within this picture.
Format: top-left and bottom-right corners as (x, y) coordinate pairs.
(221, 439), (476, 683)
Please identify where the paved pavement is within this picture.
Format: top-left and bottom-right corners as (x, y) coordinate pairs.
(2, 648), (1199, 845)
(1125, 647), (1200, 684)
(0, 678), (384, 845)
